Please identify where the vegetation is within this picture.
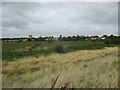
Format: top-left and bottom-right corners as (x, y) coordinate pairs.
(55, 45), (65, 53)
(2, 39), (119, 88)
(2, 41), (116, 61)
(104, 35), (120, 44)
(2, 47), (118, 88)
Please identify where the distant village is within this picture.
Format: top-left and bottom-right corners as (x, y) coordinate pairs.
(2, 35), (110, 42)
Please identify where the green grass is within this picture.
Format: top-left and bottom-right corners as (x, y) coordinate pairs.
(2, 41), (117, 61)
(2, 41), (42, 53)
(2, 47), (118, 88)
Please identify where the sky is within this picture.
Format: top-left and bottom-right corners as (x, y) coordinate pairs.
(1, 2), (118, 38)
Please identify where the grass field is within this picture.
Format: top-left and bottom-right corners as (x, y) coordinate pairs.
(2, 41), (115, 61)
(2, 41), (118, 88)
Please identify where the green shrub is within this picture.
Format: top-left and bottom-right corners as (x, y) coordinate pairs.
(104, 36), (120, 45)
(55, 45), (65, 53)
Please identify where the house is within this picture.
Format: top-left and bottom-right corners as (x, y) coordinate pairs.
(91, 37), (97, 40)
(85, 36), (99, 40)
(5, 40), (19, 42)
(101, 35), (108, 40)
(85, 37), (91, 40)
(101, 37), (105, 40)
(20, 39), (28, 42)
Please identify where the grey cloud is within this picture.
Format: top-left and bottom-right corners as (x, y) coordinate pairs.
(2, 2), (118, 38)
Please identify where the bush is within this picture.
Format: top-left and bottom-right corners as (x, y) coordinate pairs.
(104, 38), (120, 45)
(104, 35), (120, 45)
(55, 45), (65, 53)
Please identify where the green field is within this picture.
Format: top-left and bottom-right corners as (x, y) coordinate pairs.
(2, 41), (118, 88)
(2, 41), (115, 61)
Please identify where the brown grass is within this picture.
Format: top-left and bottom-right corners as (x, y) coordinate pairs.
(2, 47), (118, 88)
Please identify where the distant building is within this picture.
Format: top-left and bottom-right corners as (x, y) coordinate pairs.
(5, 40), (19, 42)
(20, 39), (28, 42)
(54, 37), (59, 41)
(85, 37), (91, 40)
(91, 37), (97, 40)
(101, 35), (108, 40)
(29, 35), (32, 39)
(85, 36), (99, 40)
(28, 35), (36, 41)
(101, 37), (105, 40)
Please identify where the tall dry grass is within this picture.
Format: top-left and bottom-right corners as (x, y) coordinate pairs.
(2, 47), (118, 88)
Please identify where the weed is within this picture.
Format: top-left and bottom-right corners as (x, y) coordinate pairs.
(51, 74), (60, 89)
(83, 65), (87, 67)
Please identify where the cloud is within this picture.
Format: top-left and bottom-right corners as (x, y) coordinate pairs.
(2, 2), (118, 38)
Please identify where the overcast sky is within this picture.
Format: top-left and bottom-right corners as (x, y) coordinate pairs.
(2, 2), (118, 38)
